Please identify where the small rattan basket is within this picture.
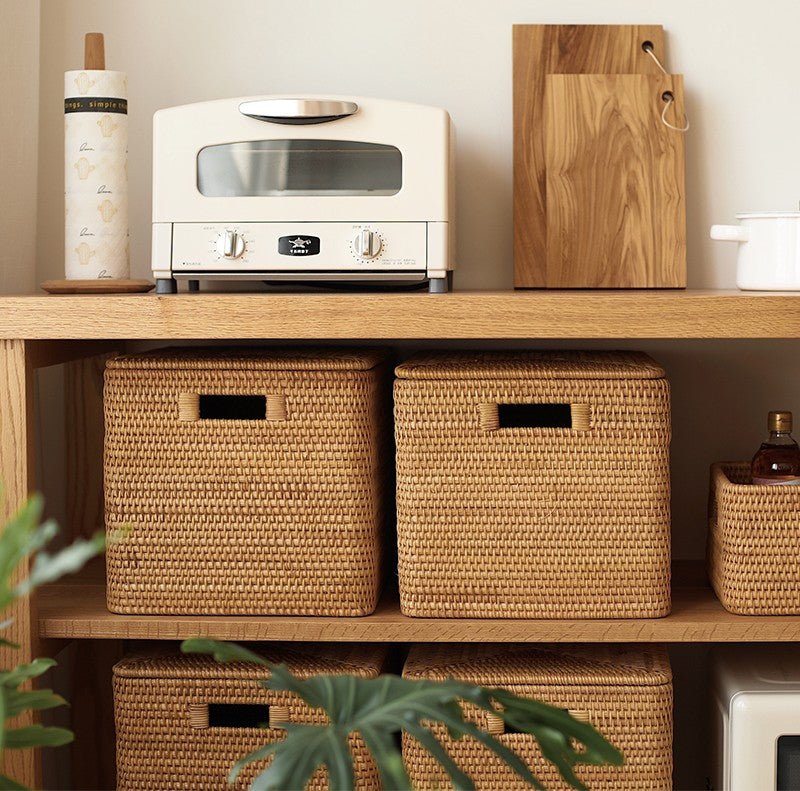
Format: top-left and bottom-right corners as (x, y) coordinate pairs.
(402, 643), (673, 791)
(104, 347), (388, 615)
(114, 643), (387, 791)
(708, 461), (800, 614)
(394, 350), (672, 618)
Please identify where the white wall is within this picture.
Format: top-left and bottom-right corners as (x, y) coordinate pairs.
(0, 0), (39, 294)
(33, 1), (800, 561)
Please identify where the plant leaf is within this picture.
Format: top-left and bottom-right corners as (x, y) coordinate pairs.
(192, 641), (623, 791)
(0, 684), (7, 758)
(402, 720), (476, 791)
(0, 773), (28, 790)
(0, 658), (57, 689)
(3, 689), (68, 718)
(248, 724), (344, 791)
(180, 638), (269, 667)
(228, 741), (283, 785)
(356, 720), (412, 791)
(262, 670), (580, 789)
(14, 531), (105, 597)
(411, 696), (543, 789)
(322, 727), (354, 791)
(489, 688), (625, 769)
(0, 496), (51, 611)
(4, 725), (74, 749)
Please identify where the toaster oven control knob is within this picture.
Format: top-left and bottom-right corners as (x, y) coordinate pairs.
(216, 230), (246, 259)
(352, 229), (382, 259)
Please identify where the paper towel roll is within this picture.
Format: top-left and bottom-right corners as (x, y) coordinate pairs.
(64, 69), (129, 279)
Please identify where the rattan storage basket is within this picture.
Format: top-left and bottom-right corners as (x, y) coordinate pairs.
(104, 347), (387, 615)
(394, 351), (671, 618)
(708, 461), (800, 614)
(402, 643), (673, 791)
(114, 643), (387, 790)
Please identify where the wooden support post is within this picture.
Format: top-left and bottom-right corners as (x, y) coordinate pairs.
(0, 339), (40, 788)
(65, 352), (121, 790)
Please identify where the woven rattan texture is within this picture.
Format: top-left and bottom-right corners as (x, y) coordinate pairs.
(395, 350), (666, 380)
(709, 462), (800, 614)
(114, 644), (386, 791)
(107, 347), (387, 371)
(394, 351), (671, 618)
(402, 643), (673, 791)
(105, 348), (387, 615)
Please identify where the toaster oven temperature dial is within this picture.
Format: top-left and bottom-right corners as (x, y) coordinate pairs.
(352, 229), (382, 259)
(215, 229), (246, 259)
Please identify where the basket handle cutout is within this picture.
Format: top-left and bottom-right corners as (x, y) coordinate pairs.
(178, 393), (287, 421)
(188, 702), (276, 729)
(480, 403), (591, 431)
(486, 708), (591, 735)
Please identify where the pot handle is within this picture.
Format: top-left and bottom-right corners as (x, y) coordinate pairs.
(710, 224), (749, 242)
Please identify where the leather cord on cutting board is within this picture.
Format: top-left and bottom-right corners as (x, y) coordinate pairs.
(642, 41), (690, 132)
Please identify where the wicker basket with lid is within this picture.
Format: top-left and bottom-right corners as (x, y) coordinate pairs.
(104, 347), (388, 615)
(394, 350), (671, 618)
(114, 643), (387, 790)
(402, 642), (673, 790)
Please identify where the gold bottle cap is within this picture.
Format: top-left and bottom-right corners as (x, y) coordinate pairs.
(769, 411), (793, 432)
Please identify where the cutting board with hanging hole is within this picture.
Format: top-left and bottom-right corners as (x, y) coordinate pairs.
(513, 24), (686, 288)
(545, 73), (686, 288)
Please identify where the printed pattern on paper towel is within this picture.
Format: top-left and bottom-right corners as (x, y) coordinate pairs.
(64, 69), (129, 280)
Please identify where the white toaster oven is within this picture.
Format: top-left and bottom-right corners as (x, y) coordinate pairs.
(151, 95), (454, 293)
(710, 645), (800, 790)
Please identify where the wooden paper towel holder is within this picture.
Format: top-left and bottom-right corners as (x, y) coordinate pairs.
(44, 33), (154, 295)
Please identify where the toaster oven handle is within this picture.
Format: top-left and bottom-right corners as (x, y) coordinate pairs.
(238, 99), (359, 125)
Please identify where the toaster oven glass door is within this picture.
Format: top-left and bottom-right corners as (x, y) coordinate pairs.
(197, 139), (402, 197)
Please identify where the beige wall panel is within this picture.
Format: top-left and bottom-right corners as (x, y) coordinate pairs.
(0, 0), (39, 294)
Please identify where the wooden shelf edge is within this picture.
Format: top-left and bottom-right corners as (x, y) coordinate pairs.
(38, 571), (800, 643)
(4, 290), (800, 339)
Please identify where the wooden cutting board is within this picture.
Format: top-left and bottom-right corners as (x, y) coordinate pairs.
(513, 24), (675, 287)
(545, 74), (687, 288)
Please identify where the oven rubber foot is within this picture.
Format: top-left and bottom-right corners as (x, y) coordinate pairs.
(428, 273), (452, 293)
(188, 280), (200, 292)
(156, 278), (177, 294)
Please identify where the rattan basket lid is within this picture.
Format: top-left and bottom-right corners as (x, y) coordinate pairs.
(403, 644), (671, 688)
(106, 347), (387, 372)
(114, 643), (388, 680)
(395, 351), (665, 380)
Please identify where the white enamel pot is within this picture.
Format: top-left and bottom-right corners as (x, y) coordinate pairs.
(710, 212), (800, 290)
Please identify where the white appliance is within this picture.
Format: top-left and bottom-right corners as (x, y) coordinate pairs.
(710, 645), (800, 790)
(151, 95), (455, 293)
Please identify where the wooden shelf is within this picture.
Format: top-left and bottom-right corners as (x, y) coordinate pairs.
(38, 563), (800, 643)
(3, 290), (800, 339)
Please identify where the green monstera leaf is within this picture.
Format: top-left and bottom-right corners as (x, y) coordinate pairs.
(182, 639), (623, 791)
(0, 494), (107, 789)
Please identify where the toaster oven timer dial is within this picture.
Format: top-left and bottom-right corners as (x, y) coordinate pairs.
(215, 229), (246, 259)
(352, 229), (383, 260)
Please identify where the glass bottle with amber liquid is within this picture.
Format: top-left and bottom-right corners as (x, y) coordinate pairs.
(751, 411), (800, 485)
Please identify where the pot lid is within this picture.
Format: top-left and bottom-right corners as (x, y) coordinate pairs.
(735, 211), (800, 219)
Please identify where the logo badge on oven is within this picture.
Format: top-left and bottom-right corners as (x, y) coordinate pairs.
(279, 235), (320, 256)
